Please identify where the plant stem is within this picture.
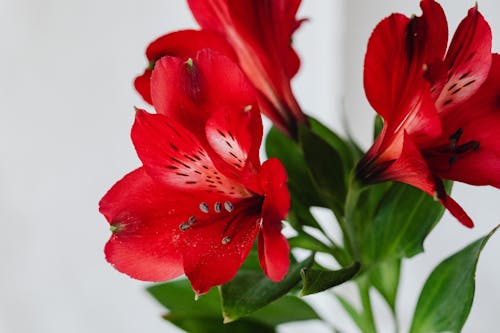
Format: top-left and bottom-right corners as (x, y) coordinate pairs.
(358, 278), (378, 333)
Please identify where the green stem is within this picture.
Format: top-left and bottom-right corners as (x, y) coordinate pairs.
(358, 278), (378, 333)
(342, 174), (366, 260)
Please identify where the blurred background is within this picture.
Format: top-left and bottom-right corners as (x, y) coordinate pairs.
(0, 0), (498, 332)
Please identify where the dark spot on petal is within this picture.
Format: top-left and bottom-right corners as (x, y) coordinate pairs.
(169, 143), (179, 151)
(167, 165), (178, 170)
(185, 181), (197, 185)
(176, 172), (189, 177)
(463, 80), (475, 87)
(443, 99), (453, 106)
(459, 71), (471, 80)
(217, 129), (226, 138)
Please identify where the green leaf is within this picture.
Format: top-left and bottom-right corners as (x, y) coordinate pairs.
(300, 262), (361, 296)
(250, 296), (320, 326)
(147, 279), (220, 318)
(299, 126), (346, 212)
(409, 226), (498, 333)
(265, 127), (322, 208)
(368, 259), (401, 313)
(335, 293), (366, 331)
(149, 277), (320, 333)
(286, 200), (323, 230)
(362, 181), (451, 264)
(308, 116), (361, 177)
(221, 255), (314, 322)
(373, 115), (383, 141)
(288, 233), (333, 254)
(165, 314), (276, 333)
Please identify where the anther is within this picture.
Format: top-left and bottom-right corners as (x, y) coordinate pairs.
(221, 236), (231, 244)
(179, 222), (192, 231)
(244, 105), (253, 112)
(224, 201), (234, 212)
(214, 202), (222, 213)
(199, 202), (209, 213)
(188, 216), (196, 224)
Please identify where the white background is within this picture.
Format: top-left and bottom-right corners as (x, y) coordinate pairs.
(0, 0), (498, 332)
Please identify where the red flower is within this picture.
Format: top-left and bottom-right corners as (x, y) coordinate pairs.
(101, 50), (290, 295)
(357, 0), (499, 227)
(135, 0), (306, 137)
(134, 29), (236, 105)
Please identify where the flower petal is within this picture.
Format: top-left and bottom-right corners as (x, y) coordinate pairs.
(145, 29), (235, 63)
(205, 102), (262, 187)
(134, 69), (153, 104)
(187, 0), (305, 135)
(182, 213), (260, 295)
(434, 6), (492, 113)
(100, 168), (186, 281)
(132, 109), (248, 198)
(150, 49), (257, 139)
(134, 30), (236, 105)
(364, 1), (446, 128)
(427, 55), (500, 187)
(383, 133), (473, 227)
(258, 158), (290, 281)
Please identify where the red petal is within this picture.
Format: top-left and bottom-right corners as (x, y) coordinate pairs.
(364, 13), (409, 119)
(182, 213), (260, 294)
(364, 1), (447, 127)
(150, 50), (257, 139)
(134, 69), (153, 104)
(100, 168), (185, 281)
(382, 133), (473, 227)
(435, 6), (492, 113)
(205, 102), (262, 186)
(132, 109), (249, 199)
(187, 0), (305, 133)
(427, 55), (500, 187)
(145, 29), (235, 63)
(258, 158), (290, 281)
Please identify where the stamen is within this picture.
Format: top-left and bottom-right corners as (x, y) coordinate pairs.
(221, 236), (231, 244)
(224, 201), (234, 212)
(199, 202), (209, 213)
(188, 216), (196, 224)
(179, 222), (192, 231)
(214, 202), (221, 213)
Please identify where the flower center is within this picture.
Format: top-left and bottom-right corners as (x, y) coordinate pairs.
(424, 127), (480, 171)
(178, 197), (262, 245)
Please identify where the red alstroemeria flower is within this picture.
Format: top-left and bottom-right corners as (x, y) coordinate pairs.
(357, 0), (500, 227)
(101, 50), (290, 295)
(187, 0), (306, 137)
(134, 29), (237, 104)
(135, 1), (306, 137)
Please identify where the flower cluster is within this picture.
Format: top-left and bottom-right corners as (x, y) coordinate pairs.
(100, 0), (499, 329)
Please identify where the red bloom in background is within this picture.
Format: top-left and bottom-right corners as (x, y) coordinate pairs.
(134, 29), (236, 105)
(357, 0), (500, 227)
(101, 50), (290, 295)
(135, 0), (306, 137)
